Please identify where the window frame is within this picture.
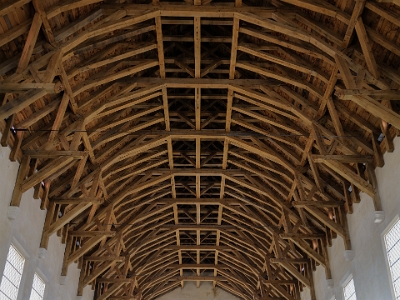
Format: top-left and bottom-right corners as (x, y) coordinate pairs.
(0, 243), (27, 300)
(342, 275), (357, 300)
(382, 215), (400, 300)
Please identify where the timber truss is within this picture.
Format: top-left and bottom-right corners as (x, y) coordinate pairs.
(1, 0), (400, 299)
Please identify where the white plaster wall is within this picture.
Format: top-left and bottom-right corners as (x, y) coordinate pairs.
(0, 138), (94, 300)
(301, 137), (400, 300)
(156, 282), (241, 300)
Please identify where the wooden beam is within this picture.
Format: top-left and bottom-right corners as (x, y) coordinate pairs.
(336, 89), (400, 100)
(16, 13), (43, 73)
(0, 90), (48, 121)
(155, 16), (166, 78)
(229, 17), (240, 79)
(32, 0), (55, 44)
(355, 17), (379, 78)
(21, 157), (76, 192)
(162, 226), (234, 231)
(0, 83), (58, 94)
(102, 4), (288, 17)
(194, 16), (201, 78)
(0, 19), (32, 48)
(195, 89), (201, 130)
(0, 0), (30, 17)
(162, 87), (170, 131)
(127, 78), (278, 87)
(342, 0), (366, 47)
(312, 154), (373, 163)
(10, 156), (30, 207)
(23, 150), (87, 159)
(318, 159), (374, 197)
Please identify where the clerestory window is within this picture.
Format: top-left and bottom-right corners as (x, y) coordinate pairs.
(0, 245), (25, 300)
(384, 218), (400, 299)
(343, 278), (357, 300)
(29, 273), (45, 300)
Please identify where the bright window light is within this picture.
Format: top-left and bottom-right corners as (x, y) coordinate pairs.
(384, 219), (400, 299)
(29, 273), (45, 300)
(0, 245), (25, 300)
(343, 278), (357, 300)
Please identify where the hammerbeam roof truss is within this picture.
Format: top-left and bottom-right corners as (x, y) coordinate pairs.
(0, 0), (400, 299)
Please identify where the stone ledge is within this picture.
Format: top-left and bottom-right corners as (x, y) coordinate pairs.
(343, 250), (355, 261)
(326, 279), (334, 289)
(7, 206), (20, 220)
(60, 275), (67, 285)
(374, 211), (385, 223)
(38, 248), (47, 259)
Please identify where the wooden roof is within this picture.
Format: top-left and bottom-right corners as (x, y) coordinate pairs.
(1, 0), (400, 299)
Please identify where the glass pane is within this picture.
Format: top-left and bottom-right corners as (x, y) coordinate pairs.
(385, 219), (400, 299)
(393, 278), (400, 299)
(0, 276), (18, 299)
(6, 247), (24, 274)
(387, 241), (400, 265)
(343, 279), (357, 300)
(0, 245), (25, 300)
(29, 274), (45, 300)
(29, 291), (42, 300)
(3, 262), (22, 285)
(386, 220), (400, 250)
